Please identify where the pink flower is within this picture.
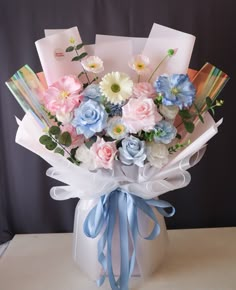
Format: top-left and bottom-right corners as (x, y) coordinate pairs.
(132, 82), (156, 99)
(43, 75), (83, 114)
(61, 124), (84, 148)
(90, 137), (117, 170)
(122, 97), (162, 133)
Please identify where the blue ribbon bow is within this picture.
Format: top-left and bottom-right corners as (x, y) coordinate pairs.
(83, 188), (175, 290)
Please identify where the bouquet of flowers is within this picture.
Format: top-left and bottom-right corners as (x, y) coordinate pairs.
(6, 24), (228, 290)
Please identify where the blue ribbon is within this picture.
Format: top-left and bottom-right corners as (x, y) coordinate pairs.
(83, 188), (175, 290)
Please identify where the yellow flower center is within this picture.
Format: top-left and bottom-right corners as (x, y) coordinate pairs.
(113, 124), (124, 135)
(111, 83), (121, 93)
(136, 63), (144, 69)
(60, 90), (69, 98)
(69, 37), (75, 44)
(89, 63), (97, 68)
(171, 87), (179, 95)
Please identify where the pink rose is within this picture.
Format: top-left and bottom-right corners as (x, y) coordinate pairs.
(132, 82), (156, 99)
(90, 137), (117, 170)
(61, 124), (84, 148)
(43, 75), (83, 114)
(122, 97), (162, 133)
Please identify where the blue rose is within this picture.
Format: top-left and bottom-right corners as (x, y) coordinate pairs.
(83, 84), (102, 102)
(119, 136), (146, 167)
(72, 100), (108, 138)
(154, 74), (196, 109)
(153, 120), (177, 144)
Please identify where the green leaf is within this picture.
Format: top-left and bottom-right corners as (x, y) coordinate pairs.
(183, 121), (195, 133)
(70, 147), (78, 158)
(58, 131), (72, 147)
(54, 147), (64, 156)
(45, 141), (57, 151)
(198, 113), (204, 123)
(206, 96), (213, 108)
(193, 102), (200, 113)
(39, 135), (52, 145)
(49, 126), (61, 136)
(78, 52), (88, 59)
(65, 46), (74, 52)
(72, 52), (88, 62)
(67, 157), (81, 166)
(72, 56), (81, 61)
(76, 43), (84, 50)
(83, 83), (89, 89)
(179, 109), (192, 119)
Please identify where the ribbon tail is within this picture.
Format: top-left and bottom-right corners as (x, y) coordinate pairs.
(118, 192), (129, 290)
(107, 193), (119, 290)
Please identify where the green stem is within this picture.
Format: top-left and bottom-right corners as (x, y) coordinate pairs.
(147, 54), (169, 82)
(75, 49), (90, 84)
(137, 74), (140, 83)
(176, 103), (209, 130)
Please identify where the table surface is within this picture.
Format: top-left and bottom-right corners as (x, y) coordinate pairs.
(0, 227), (236, 290)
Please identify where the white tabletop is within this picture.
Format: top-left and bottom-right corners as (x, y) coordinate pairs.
(0, 228), (235, 290)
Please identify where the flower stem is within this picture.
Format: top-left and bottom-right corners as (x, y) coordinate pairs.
(75, 49), (90, 84)
(147, 54), (169, 83)
(137, 74), (140, 83)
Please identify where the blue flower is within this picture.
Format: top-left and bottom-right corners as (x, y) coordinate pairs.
(72, 100), (108, 138)
(153, 120), (177, 144)
(154, 74), (196, 109)
(106, 103), (123, 117)
(119, 136), (146, 167)
(83, 84), (102, 102)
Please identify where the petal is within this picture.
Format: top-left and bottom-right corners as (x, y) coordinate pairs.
(61, 75), (82, 93)
(44, 87), (60, 101)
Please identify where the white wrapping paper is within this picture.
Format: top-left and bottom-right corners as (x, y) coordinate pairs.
(15, 111), (222, 281)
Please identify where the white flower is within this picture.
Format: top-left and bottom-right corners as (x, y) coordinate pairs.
(75, 144), (96, 170)
(56, 112), (73, 124)
(107, 117), (128, 140)
(159, 104), (179, 120)
(81, 56), (104, 73)
(99, 72), (133, 104)
(128, 55), (150, 75)
(147, 143), (169, 168)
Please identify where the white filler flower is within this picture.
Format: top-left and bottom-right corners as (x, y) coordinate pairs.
(99, 72), (133, 104)
(81, 56), (104, 73)
(128, 54), (150, 75)
(147, 143), (169, 168)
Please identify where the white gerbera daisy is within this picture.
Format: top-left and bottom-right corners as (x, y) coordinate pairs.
(81, 56), (104, 73)
(99, 72), (133, 104)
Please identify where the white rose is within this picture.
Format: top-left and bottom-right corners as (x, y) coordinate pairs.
(159, 105), (179, 120)
(75, 144), (96, 170)
(147, 143), (169, 168)
(56, 112), (73, 124)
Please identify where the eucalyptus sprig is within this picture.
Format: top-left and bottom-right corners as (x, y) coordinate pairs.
(39, 125), (80, 165)
(177, 97), (224, 133)
(168, 140), (191, 154)
(43, 108), (62, 127)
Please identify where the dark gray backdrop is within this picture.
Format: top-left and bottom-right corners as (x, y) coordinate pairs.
(0, 0), (235, 244)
